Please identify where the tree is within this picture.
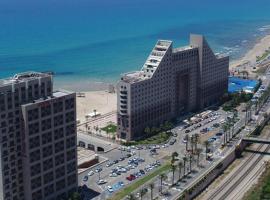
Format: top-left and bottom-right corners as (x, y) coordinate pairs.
(204, 141), (209, 160)
(144, 127), (151, 136)
(164, 121), (173, 132)
(68, 192), (81, 200)
(139, 188), (147, 200)
(184, 135), (189, 151)
(149, 183), (155, 200)
(171, 164), (177, 186)
(171, 152), (179, 165)
(159, 173), (167, 194)
(127, 193), (137, 200)
(195, 148), (203, 167)
(85, 123), (89, 133)
(189, 154), (193, 172)
(190, 135), (195, 154)
(93, 109), (97, 117)
(222, 123), (229, 145)
(183, 156), (188, 176)
(178, 162), (183, 180)
(194, 133), (200, 152)
(151, 127), (157, 135)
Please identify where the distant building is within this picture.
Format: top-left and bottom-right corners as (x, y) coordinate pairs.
(0, 72), (77, 200)
(117, 34), (229, 141)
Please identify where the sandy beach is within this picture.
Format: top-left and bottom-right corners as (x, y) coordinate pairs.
(76, 90), (117, 122)
(230, 34), (270, 69)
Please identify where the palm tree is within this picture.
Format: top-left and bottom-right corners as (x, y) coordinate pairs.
(159, 173), (167, 194)
(144, 127), (151, 136)
(151, 127), (157, 135)
(139, 188), (146, 200)
(194, 133), (200, 152)
(93, 109), (97, 117)
(149, 183), (155, 200)
(171, 164), (177, 186)
(85, 123), (88, 133)
(183, 156), (188, 176)
(195, 148), (202, 167)
(178, 162), (183, 180)
(164, 121), (173, 132)
(189, 154), (193, 172)
(171, 152), (179, 165)
(190, 135), (194, 153)
(204, 141), (209, 160)
(94, 125), (99, 134)
(127, 193), (137, 200)
(184, 135), (189, 151)
(68, 192), (80, 200)
(222, 123), (229, 145)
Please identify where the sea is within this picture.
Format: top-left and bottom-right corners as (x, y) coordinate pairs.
(1, 0), (270, 91)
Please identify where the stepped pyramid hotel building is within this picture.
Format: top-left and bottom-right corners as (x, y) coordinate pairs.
(117, 34), (229, 141)
(0, 72), (77, 200)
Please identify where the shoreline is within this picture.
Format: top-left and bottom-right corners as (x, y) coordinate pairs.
(56, 33), (270, 93)
(75, 33), (270, 122)
(230, 34), (270, 69)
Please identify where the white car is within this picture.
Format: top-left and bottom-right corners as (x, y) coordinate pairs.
(107, 186), (114, 193)
(97, 179), (107, 185)
(109, 173), (118, 177)
(88, 171), (94, 176)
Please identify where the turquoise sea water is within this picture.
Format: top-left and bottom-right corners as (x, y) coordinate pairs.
(1, 0), (270, 90)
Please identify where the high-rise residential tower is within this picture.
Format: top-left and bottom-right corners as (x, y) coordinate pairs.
(0, 72), (77, 200)
(117, 34), (229, 141)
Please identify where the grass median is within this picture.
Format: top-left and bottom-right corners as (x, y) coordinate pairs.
(108, 162), (171, 200)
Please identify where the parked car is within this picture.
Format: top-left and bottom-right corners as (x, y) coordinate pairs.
(216, 132), (223, 136)
(185, 129), (190, 133)
(87, 171), (94, 176)
(97, 179), (107, 185)
(126, 174), (136, 181)
(109, 173), (118, 177)
(107, 186), (114, 193)
(169, 139), (176, 145)
(83, 176), (88, 182)
(95, 167), (102, 173)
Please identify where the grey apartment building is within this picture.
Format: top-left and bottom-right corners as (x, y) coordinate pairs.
(0, 72), (77, 200)
(117, 34), (229, 141)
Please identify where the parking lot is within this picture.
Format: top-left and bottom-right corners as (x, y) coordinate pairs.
(78, 107), (241, 200)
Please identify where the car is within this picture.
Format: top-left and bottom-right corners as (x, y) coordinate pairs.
(106, 162), (113, 167)
(97, 179), (107, 185)
(87, 171), (94, 176)
(208, 138), (215, 143)
(126, 174), (136, 181)
(182, 139), (187, 143)
(109, 173), (118, 177)
(126, 153), (132, 158)
(113, 160), (119, 164)
(213, 123), (220, 128)
(216, 132), (223, 136)
(119, 181), (124, 186)
(107, 186), (114, 193)
(169, 139), (176, 145)
(185, 129), (190, 133)
(95, 167), (102, 173)
(139, 169), (145, 175)
(83, 176), (88, 182)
